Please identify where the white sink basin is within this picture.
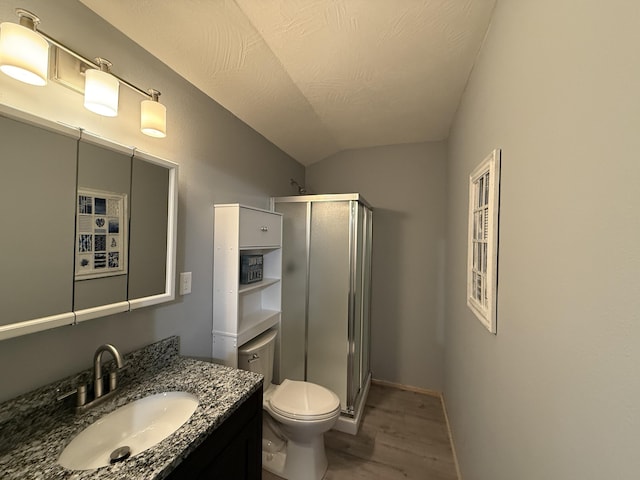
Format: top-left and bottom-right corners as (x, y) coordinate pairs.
(58, 391), (199, 470)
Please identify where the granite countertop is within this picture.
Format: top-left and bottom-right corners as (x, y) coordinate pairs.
(0, 337), (263, 480)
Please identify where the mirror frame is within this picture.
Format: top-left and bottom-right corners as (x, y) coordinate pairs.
(0, 104), (178, 340)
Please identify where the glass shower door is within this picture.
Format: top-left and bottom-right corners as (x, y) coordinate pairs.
(306, 201), (351, 409)
(349, 202), (373, 413)
(349, 201), (364, 409)
(362, 205), (372, 384)
(278, 202), (308, 382)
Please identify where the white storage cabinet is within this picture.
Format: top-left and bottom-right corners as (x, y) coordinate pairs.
(213, 204), (282, 369)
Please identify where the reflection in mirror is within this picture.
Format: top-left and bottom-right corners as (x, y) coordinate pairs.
(0, 105), (178, 341)
(0, 113), (77, 334)
(128, 154), (170, 299)
(74, 136), (131, 313)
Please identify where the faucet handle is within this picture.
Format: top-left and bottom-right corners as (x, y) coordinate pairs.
(76, 384), (87, 406)
(56, 388), (75, 401)
(56, 384), (87, 407)
(108, 363), (129, 392)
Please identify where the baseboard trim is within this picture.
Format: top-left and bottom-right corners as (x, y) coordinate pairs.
(371, 378), (442, 398)
(371, 378), (462, 480)
(441, 394), (463, 480)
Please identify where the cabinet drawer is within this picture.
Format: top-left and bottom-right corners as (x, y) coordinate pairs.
(239, 208), (281, 248)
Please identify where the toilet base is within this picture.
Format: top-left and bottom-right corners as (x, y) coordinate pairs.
(262, 435), (329, 480)
(262, 449), (286, 478)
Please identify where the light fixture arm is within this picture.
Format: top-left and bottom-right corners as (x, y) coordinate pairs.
(16, 8), (39, 30)
(148, 89), (161, 102)
(32, 27), (155, 101)
(94, 57), (112, 73)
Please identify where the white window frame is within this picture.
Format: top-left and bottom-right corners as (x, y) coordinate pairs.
(467, 149), (501, 333)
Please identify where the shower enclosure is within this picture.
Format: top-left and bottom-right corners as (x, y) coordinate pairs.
(271, 194), (372, 434)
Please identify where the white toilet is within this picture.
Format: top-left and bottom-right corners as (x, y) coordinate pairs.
(238, 328), (341, 480)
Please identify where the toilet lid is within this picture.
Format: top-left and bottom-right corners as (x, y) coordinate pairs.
(270, 379), (340, 420)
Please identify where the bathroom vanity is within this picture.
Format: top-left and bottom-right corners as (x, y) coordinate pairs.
(0, 337), (262, 480)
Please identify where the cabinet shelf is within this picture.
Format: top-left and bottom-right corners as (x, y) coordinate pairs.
(239, 277), (279, 295)
(238, 310), (280, 346)
(213, 309), (280, 350)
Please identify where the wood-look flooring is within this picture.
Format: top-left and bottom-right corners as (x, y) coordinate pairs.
(262, 383), (458, 480)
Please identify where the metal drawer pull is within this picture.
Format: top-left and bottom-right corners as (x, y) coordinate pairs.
(260, 226), (268, 232)
(248, 353), (260, 363)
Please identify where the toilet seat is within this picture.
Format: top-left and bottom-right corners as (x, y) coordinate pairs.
(269, 379), (341, 421)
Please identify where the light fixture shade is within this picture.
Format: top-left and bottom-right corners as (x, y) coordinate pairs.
(0, 22), (49, 86)
(84, 67), (119, 117)
(141, 98), (167, 138)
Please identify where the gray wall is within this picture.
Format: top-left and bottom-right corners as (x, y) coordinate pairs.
(307, 142), (447, 392)
(444, 0), (640, 478)
(0, 0), (304, 402)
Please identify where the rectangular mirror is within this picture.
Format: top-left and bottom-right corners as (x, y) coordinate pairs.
(128, 153), (171, 300)
(128, 149), (177, 311)
(0, 105), (178, 339)
(0, 112), (78, 337)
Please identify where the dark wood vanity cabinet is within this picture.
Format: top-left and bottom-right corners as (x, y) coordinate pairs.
(167, 386), (262, 480)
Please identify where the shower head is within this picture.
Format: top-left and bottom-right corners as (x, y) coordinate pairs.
(289, 178), (307, 195)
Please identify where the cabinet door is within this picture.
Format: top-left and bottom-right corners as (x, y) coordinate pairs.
(0, 115), (77, 330)
(239, 208), (281, 248)
(166, 388), (262, 480)
(198, 412), (261, 479)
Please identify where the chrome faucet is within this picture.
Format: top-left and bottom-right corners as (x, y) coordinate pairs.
(93, 343), (124, 399)
(57, 343), (126, 413)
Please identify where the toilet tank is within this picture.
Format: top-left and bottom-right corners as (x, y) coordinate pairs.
(238, 328), (277, 385)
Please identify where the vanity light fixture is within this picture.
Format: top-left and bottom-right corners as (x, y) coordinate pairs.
(0, 9), (49, 86)
(84, 58), (119, 117)
(140, 89), (167, 138)
(0, 8), (167, 137)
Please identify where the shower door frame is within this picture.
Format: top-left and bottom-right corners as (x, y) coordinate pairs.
(272, 194), (373, 418)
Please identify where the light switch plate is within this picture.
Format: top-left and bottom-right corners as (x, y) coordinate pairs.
(179, 272), (192, 295)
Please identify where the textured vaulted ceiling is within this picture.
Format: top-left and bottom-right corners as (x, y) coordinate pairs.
(80, 0), (495, 165)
